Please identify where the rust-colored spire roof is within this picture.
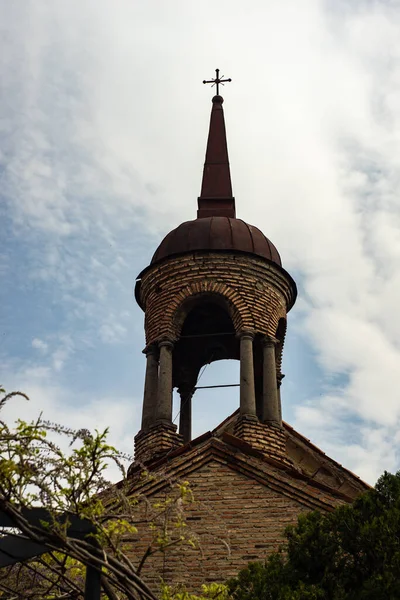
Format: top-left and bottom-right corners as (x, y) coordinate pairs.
(197, 95), (236, 219)
(148, 90), (285, 269)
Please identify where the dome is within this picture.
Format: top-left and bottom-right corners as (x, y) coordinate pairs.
(151, 217), (282, 266)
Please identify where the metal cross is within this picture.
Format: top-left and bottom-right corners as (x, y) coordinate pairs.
(203, 68), (232, 96)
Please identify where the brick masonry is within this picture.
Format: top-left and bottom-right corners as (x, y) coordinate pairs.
(129, 247), (367, 594)
(126, 442), (355, 594)
(134, 423), (183, 464)
(233, 416), (292, 467)
(134, 463), (305, 590)
(137, 252), (295, 353)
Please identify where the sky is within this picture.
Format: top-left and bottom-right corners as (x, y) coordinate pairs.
(2, 0), (400, 485)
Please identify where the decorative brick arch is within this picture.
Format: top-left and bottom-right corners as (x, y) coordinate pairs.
(139, 253), (295, 345)
(170, 282), (247, 339)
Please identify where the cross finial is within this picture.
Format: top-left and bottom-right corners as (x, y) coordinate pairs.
(203, 68), (232, 96)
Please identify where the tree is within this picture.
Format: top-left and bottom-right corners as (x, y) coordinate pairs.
(227, 470), (400, 600)
(161, 582), (229, 600)
(0, 389), (195, 599)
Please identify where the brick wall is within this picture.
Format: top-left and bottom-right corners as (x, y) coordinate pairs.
(233, 417), (292, 466)
(138, 252), (295, 346)
(134, 423), (183, 464)
(128, 458), (343, 594)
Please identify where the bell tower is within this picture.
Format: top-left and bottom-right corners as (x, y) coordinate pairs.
(134, 75), (297, 465)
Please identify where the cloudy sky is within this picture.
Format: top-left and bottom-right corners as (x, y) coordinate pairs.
(2, 0), (400, 484)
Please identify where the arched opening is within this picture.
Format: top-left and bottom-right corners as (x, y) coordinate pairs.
(173, 291), (242, 339)
(173, 298), (239, 388)
(172, 359), (240, 439)
(172, 296), (240, 443)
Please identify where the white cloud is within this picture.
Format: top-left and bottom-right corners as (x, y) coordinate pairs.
(29, 336), (74, 372)
(51, 335), (75, 372)
(99, 315), (128, 344)
(31, 338), (48, 353)
(2, 0), (400, 484)
(0, 358), (140, 481)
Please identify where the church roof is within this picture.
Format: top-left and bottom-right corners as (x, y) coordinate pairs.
(151, 217), (282, 266)
(128, 411), (369, 506)
(148, 93), (283, 269)
(197, 95), (235, 219)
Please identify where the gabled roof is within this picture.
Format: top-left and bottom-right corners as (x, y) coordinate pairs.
(128, 411), (369, 508)
(212, 409), (368, 497)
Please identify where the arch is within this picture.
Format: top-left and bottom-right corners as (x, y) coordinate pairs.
(172, 295), (241, 444)
(172, 298), (240, 391)
(190, 358), (240, 432)
(170, 283), (246, 339)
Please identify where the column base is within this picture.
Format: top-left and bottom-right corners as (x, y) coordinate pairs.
(233, 416), (293, 467)
(133, 422), (183, 465)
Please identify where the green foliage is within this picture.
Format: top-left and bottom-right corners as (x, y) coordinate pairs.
(228, 471), (400, 600)
(0, 552), (87, 599)
(161, 582), (230, 600)
(0, 389), (195, 599)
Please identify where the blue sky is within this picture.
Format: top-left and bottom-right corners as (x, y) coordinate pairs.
(2, 0), (400, 484)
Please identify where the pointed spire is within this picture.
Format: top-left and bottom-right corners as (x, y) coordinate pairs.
(197, 95), (236, 219)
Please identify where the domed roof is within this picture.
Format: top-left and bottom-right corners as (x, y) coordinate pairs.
(151, 216), (282, 266)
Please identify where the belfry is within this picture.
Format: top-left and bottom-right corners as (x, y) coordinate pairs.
(134, 82), (296, 464)
(129, 73), (368, 590)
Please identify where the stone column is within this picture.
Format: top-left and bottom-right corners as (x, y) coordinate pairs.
(141, 344), (159, 430)
(178, 385), (193, 445)
(155, 339), (174, 423)
(262, 336), (281, 426)
(239, 331), (257, 418)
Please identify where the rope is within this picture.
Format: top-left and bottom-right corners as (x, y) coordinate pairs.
(195, 384), (239, 390)
(172, 358), (212, 425)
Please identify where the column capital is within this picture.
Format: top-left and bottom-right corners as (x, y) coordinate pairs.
(158, 338), (175, 350)
(142, 343), (159, 356)
(263, 335), (278, 347)
(177, 383), (195, 399)
(238, 330), (255, 341)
